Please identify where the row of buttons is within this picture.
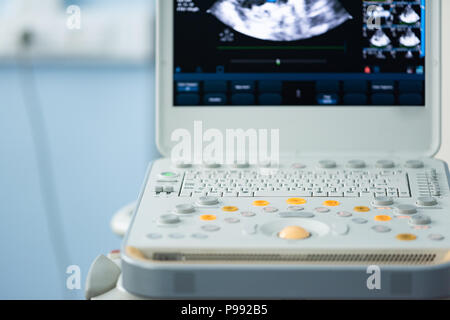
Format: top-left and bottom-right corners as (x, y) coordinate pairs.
(170, 159), (425, 170)
(176, 80), (423, 94)
(176, 92), (424, 106)
(175, 80), (424, 106)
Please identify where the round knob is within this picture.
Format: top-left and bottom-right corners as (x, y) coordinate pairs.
(197, 196), (219, 206)
(416, 197), (438, 207)
(409, 214), (431, 226)
(203, 161), (221, 169)
(233, 161), (249, 169)
(173, 160), (192, 168)
(348, 160), (366, 169)
(373, 196), (394, 206)
(376, 160), (395, 169)
(158, 214), (180, 224)
(278, 226), (310, 240)
(318, 160), (337, 169)
(174, 203), (195, 214)
(405, 160), (424, 169)
(259, 160), (271, 168)
(394, 204), (417, 215)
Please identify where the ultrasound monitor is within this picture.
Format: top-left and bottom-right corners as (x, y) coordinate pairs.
(174, 0), (426, 106)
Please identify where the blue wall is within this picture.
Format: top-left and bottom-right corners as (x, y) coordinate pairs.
(0, 0), (158, 300)
(0, 64), (158, 299)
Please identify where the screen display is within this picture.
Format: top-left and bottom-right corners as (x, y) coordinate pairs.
(174, 0), (426, 106)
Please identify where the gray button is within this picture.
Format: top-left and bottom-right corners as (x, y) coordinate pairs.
(318, 160), (337, 169)
(263, 206), (278, 213)
(154, 185), (163, 192)
(428, 234), (444, 241)
(175, 203), (195, 214)
(348, 160), (366, 169)
(241, 211), (256, 217)
(259, 160), (271, 168)
(201, 225), (220, 232)
(225, 217), (240, 224)
(169, 233), (185, 239)
(147, 233), (162, 239)
(233, 161), (249, 169)
(203, 161), (221, 169)
(278, 212), (315, 218)
(409, 214), (431, 225)
(315, 207), (330, 213)
(197, 196), (219, 206)
(337, 211), (352, 218)
(394, 204), (417, 215)
(405, 160), (424, 169)
(416, 197), (438, 207)
(287, 206), (304, 212)
(373, 196), (394, 206)
(331, 223), (349, 235)
(376, 160), (395, 169)
(163, 185), (174, 193)
(174, 161), (192, 168)
(191, 233), (208, 239)
(372, 225), (392, 233)
(158, 214), (181, 224)
(352, 218), (368, 224)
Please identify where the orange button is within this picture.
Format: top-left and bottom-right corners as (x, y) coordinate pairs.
(253, 200), (270, 207)
(396, 233), (417, 241)
(222, 206), (238, 212)
(374, 215), (392, 222)
(287, 198), (307, 205)
(200, 215), (216, 221)
(323, 200), (340, 207)
(354, 206), (370, 212)
(278, 226), (310, 240)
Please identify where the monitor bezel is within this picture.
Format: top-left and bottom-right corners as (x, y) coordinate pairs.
(156, 0), (441, 159)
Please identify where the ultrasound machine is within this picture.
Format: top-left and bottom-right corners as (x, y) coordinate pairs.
(86, 0), (450, 299)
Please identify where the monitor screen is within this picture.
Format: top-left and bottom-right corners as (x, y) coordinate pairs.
(173, 0), (426, 106)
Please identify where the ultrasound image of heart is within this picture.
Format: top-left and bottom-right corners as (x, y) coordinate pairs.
(208, 0), (352, 42)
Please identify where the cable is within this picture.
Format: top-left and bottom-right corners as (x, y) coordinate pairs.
(17, 29), (72, 299)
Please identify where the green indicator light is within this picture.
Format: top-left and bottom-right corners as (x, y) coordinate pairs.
(276, 59), (281, 66)
(162, 172), (175, 177)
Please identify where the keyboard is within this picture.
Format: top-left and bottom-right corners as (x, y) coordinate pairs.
(154, 160), (441, 199)
(122, 157), (450, 299)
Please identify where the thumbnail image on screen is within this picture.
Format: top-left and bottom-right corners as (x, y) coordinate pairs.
(174, 0), (426, 106)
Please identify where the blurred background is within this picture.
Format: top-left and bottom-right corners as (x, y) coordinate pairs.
(0, 0), (448, 299)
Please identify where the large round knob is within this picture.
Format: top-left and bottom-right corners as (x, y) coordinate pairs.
(175, 203), (195, 214)
(416, 197), (438, 207)
(409, 214), (431, 226)
(394, 204), (417, 215)
(158, 214), (181, 224)
(376, 160), (395, 169)
(278, 226), (310, 240)
(197, 196), (219, 206)
(318, 160), (337, 169)
(373, 196), (394, 206)
(348, 160), (366, 169)
(405, 160), (424, 169)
